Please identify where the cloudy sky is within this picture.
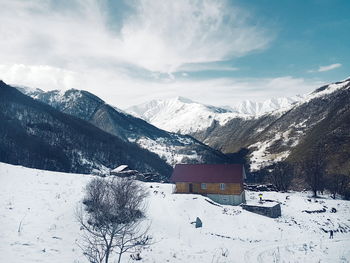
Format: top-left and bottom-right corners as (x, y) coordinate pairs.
(0, 0), (349, 108)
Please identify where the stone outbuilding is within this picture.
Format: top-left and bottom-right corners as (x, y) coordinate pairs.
(242, 202), (281, 218)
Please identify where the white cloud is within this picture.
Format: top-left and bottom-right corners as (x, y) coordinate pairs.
(178, 63), (239, 72)
(152, 76), (322, 107)
(1, 0), (318, 111)
(0, 64), (79, 91)
(309, 63), (342, 73)
(0, 0), (271, 73)
(0, 64), (322, 108)
(318, 63), (342, 72)
(120, 0), (271, 72)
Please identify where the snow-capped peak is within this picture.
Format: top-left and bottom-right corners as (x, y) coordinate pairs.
(175, 96), (194, 104)
(126, 97), (242, 134)
(309, 79), (349, 98)
(230, 96), (303, 116)
(126, 95), (302, 134)
(13, 85), (44, 96)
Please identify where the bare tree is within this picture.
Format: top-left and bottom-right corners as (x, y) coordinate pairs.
(300, 149), (326, 197)
(269, 162), (294, 191)
(325, 173), (350, 199)
(76, 177), (151, 263)
(343, 170), (350, 200)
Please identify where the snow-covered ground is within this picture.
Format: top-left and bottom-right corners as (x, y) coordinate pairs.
(249, 132), (292, 171)
(135, 136), (202, 166)
(1, 162), (349, 263)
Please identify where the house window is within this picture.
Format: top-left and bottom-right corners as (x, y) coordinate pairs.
(220, 183), (225, 190)
(201, 183), (207, 189)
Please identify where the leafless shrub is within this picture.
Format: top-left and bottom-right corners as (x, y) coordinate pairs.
(76, 177), (150, 263)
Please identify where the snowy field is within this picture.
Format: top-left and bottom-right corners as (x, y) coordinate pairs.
(1, 162), (349, 263)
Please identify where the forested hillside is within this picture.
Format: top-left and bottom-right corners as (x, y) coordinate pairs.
(0, 81), (172, 178)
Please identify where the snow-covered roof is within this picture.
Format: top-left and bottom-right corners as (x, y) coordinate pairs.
(111, 165), (129, 173)
(245, 201), (280, 208)
(170, 164), (244, 183)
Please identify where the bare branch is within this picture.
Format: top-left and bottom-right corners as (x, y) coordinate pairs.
(76, 177), (151, 263)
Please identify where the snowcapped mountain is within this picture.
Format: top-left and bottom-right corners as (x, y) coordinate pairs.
(230, 96), (303, 116)
(0, 81), (172, 177)
(126, 96), (302, 134)
(12, 76), (350, 179)
(18, 87), (231, 167)
(193, 78), (350, 173)
(127, 96), (245, 134)
(127, 77), (350, 175)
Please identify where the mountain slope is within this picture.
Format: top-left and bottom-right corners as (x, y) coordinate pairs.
(192, 78), (350, 173)
(20, 89), (230, 166)
(248, 78), (350, 171)
(0, 81), (172, 177)
(287, 82), (350, 174)
(127, 96), (248, 134)
(231, 96), (303, 116)
(126, 96), (301, 134)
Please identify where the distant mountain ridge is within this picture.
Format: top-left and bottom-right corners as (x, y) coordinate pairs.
(230, 96), (303, 115)
(125, 78), (350, 175)
(18, 87), (231, 166)
(11, 76), (350, 182)
(126, 95), (302, 134)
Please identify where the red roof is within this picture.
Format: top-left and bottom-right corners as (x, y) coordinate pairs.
(170, 164), (244, 183)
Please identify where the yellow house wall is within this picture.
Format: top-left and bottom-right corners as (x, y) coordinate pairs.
(175, 182), (242, 195)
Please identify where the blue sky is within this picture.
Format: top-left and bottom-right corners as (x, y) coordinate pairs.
(229, 0), (349, 80)
(0, 0), (348, 107)
(182, 0), (349, 80)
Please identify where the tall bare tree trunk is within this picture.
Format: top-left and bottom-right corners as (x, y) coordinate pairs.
(105, 248), (110, 263)
(117, 252), (122, 263)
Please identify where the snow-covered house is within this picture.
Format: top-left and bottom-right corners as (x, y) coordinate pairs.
(110, 165), (129, 174)
(110, 165), (138, 177)
(170, 164), (246, 205)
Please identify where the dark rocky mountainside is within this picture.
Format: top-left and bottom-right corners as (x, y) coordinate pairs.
(193, 114), (277, 154)
(287, 83), (350, 174)
(191, 78), (350, 175)
(19, 87), (231, 166)
(0, 81), (172, 178)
